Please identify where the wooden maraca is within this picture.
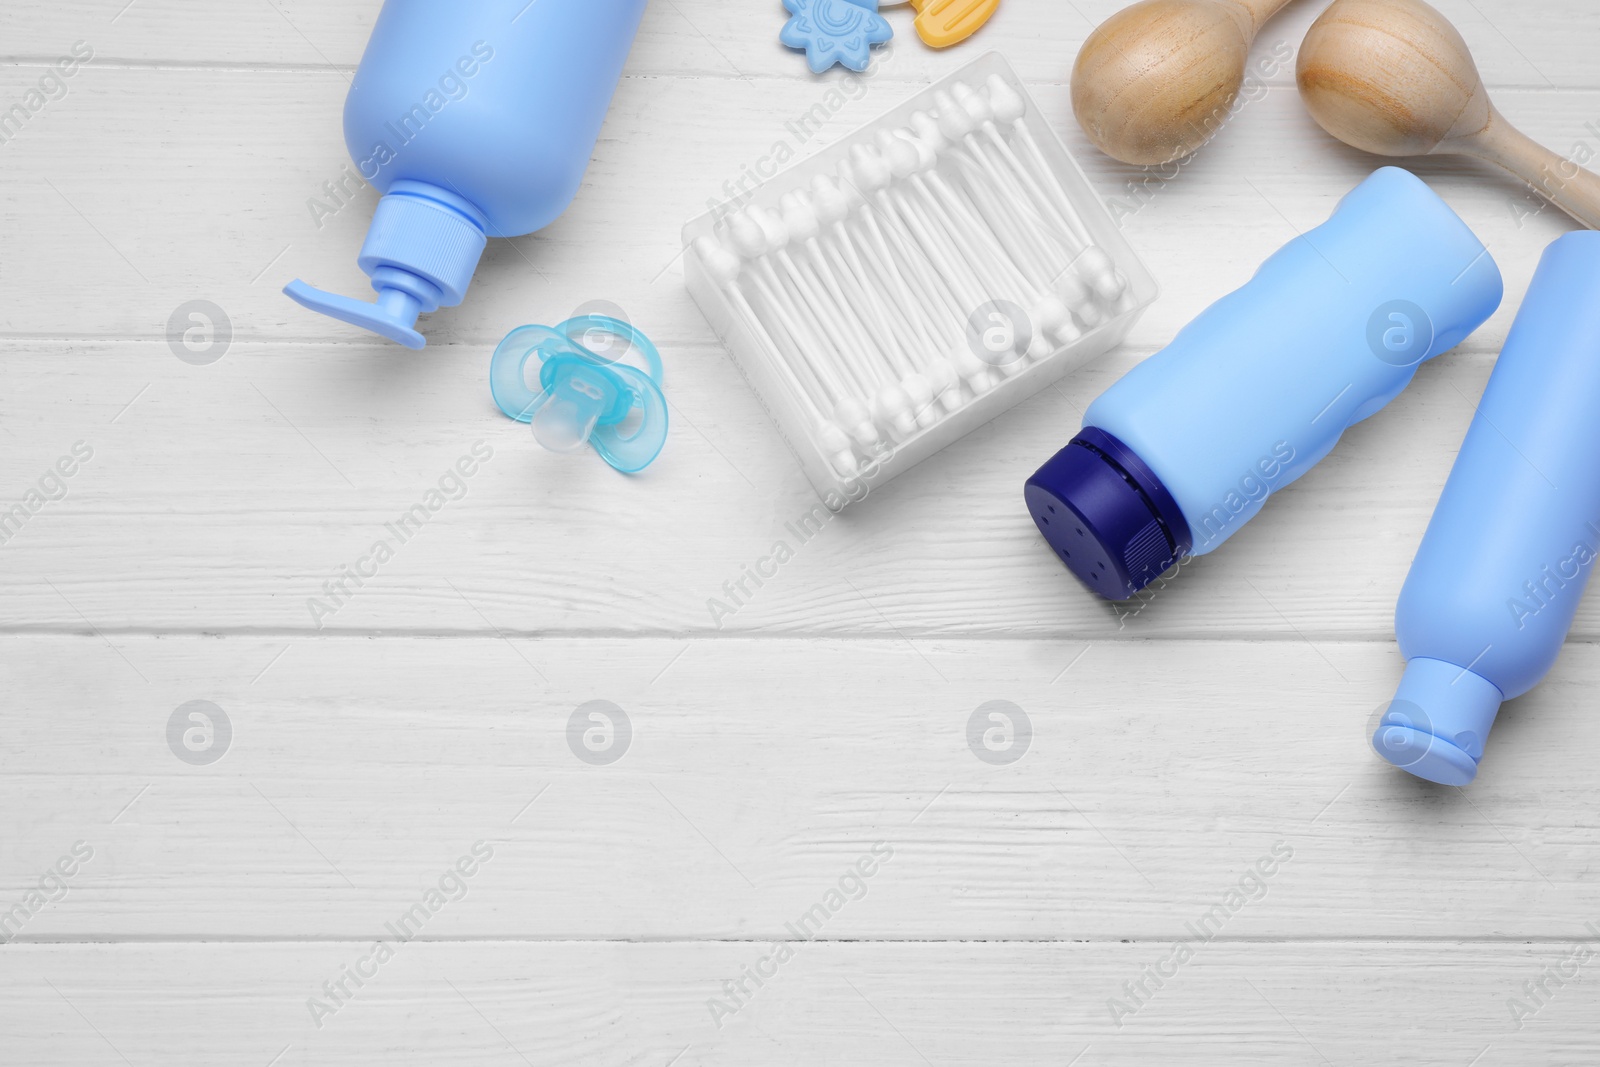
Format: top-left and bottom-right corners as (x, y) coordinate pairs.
(1072, 0), (1296, 165)
(1297, 0), (1600, 229)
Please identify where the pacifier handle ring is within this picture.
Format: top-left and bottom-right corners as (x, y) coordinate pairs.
(556, 315), (665, 386)
(596, 364), (662, 443)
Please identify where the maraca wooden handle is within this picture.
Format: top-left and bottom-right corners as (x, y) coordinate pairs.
(1297, 0), (1600, 232)
(1469, 111), (1600, 230)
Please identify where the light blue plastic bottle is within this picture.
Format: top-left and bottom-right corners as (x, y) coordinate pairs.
(285, 0), (650, 348)
(1375, 231), (1600, 786)
(1025, 168), (1504, 600)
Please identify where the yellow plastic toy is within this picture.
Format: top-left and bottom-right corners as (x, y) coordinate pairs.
(884, 0), (1000, 49)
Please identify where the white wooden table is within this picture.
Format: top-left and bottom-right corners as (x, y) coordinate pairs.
(3, 1), (1598, 1063)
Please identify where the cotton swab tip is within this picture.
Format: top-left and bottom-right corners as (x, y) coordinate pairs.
(877, 131), (921, 179)
(810, 175), (851, 223)
(835, 398), (880, 446)
(1035, 297), (1070, 336)
(817, 419), (853, 455)
(985, 75), (1026, 124)
(902, 373), (935, 416)
(749, 205), (790, 252)
(846, 144), (892, 193)
(952, 81), (994, 124)
(910, 111), (948, 154)
(1051, 319), (1084, 346)
(780, 192), (820, 244)
(695, 235), (742, 283)
(1026, 330), (1054, 363)
(728, 212), (768, 260)
(934, 90), (974, 139)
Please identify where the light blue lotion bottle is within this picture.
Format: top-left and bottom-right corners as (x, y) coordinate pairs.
(285, 0), (650, 348)
(1376, 231), (1600, 785)
(1025, 168), (1503, 600)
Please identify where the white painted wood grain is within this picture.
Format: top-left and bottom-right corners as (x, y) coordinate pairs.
(3, 941), (1598, 1066)
(0, 64), (1584, 649)
(2, 636), (1597, 940)
(2, 0), (1591, 88)
(0, 339), (1577, 638)
(3, 0), (1599, 1062)
(0, 69), (1583, 345)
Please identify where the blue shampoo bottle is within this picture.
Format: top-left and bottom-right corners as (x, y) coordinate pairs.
(285, 0), (650, 348)
(1376, 232), (1600, 786)
(1025, 168), (1503, 599)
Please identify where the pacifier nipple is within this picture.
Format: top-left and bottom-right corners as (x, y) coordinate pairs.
(531, 369), (608, 454)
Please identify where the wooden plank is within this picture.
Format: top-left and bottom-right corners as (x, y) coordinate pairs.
(3, 636), (1597, 940)
(0, 335), (1591, 638)
(1, 0), (1592, 88)
(2, 940), (1598, 1065)
(0, 67), (1586, 345)
(0, 64), (1580, 645)
(2, 2), (1596, 1063)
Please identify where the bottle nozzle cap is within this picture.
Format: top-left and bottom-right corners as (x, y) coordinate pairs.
(284, 281), (427, 349)
(1373, 658), (1504, 785)
(1025, 428), (1192, 600)
(283, 185), (487, 349)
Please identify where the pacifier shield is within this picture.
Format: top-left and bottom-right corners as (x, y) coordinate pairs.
(489, 316), (668, 474)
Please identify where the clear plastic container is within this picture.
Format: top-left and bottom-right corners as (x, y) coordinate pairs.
(682, 52), (1157, 507)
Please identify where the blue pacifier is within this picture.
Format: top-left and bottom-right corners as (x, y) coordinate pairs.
(489, 315), (668, 474)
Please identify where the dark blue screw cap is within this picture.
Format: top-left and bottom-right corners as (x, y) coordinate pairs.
(1024, 428), (1193, 600)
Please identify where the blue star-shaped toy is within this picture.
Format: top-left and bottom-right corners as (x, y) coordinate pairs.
(780, 0), (893, 74)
